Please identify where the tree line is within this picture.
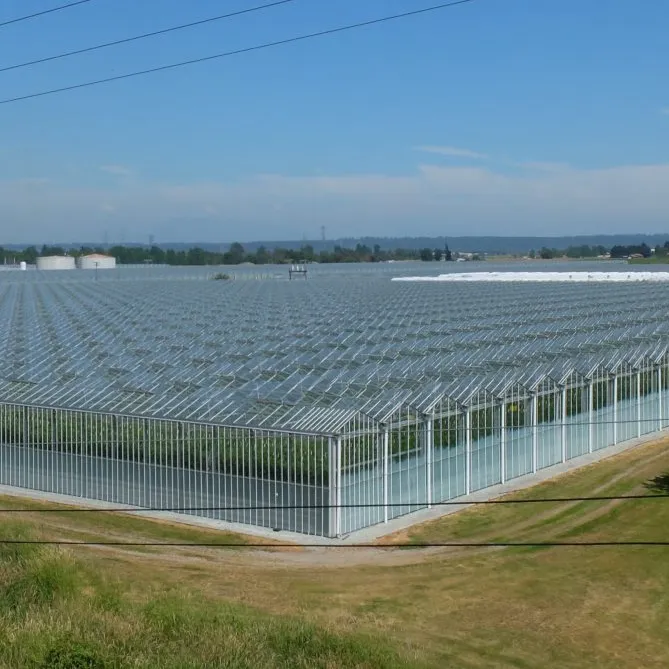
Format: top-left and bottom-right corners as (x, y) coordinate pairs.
(1, 241), (667, 266)
(610, 243), (655, 259)
(527, 244), (663, 259)
(529, 245), (609, 259)
(0, 243), (456, 266)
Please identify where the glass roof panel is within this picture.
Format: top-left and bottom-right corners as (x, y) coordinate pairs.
(2, 265), (669, 434)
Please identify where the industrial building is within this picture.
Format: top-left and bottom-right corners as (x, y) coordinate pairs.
(0, 268), (668, 538)
(36, 255), (76, 271)
(76, 253), (116, 270)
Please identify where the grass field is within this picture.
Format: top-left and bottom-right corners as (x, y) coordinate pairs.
(1, 437), (669, 668)
(628, 256), (669, 264)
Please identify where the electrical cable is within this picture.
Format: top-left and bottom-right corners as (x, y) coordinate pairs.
(0, 0), (476, 105)
(0, 539), (667, 548)
(0, 0), (299, 74)
(0, 0), (93, 29)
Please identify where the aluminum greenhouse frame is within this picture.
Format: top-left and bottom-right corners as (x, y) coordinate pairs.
(1, 271), (669, 537)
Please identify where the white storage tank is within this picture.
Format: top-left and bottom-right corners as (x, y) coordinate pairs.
(36, 255), (76, 271)
(19, 261), (27, 271)
(77, 254), (116, 270)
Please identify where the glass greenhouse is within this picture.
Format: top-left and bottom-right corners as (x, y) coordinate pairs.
(1, 264), (668, 538)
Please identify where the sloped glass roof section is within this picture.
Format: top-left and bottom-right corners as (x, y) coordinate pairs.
(2, 263), (669, 434)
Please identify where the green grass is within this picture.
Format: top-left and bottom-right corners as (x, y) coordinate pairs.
(398, 437), (669, 546)
(0, 526), (418, 669)
(628, 256), (669, 264)
(2, 438), (669, 668)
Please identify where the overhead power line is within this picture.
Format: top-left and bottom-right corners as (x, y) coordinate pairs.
(0, 0), (476, 106)
(1, 493), (667, 514)
(0, 0), (93, 29)
(0, 539), (667, 548)
(0, 0), (299, 74)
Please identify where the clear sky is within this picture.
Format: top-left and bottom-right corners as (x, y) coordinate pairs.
(0, 0), (667, 244)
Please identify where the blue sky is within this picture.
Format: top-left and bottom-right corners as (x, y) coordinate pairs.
(0, 0), (667, 244)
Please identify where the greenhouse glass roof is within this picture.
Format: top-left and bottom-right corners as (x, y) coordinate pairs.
(1, 263), (669, 435)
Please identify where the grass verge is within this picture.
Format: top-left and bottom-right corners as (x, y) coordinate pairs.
(2, 437), (669, 668)
(0, 524), (417, 669)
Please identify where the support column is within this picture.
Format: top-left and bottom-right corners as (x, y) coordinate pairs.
(329, 436), (342, 537)
(23, 407), (30, 449)
(425, 417), (433, 508)
(613, 376), (618, 445)
(588, 381), (594, 454)
(561, 387), (567, 463)
(336, 436), (342, 537)
(659, 366), (664, 431)
(500, 402), (506, 484)
(465, 408), (471, 496)
(637, 371), (642, 438)
(328, 437), (337, 537)
(531, 393), (538, 474)
(383, 428), (389, 523)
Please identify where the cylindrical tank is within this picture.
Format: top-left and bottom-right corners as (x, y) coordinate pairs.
(19, 261), (27, 271)
(76, 254), (116, 270)
(36, 255), (76, 271)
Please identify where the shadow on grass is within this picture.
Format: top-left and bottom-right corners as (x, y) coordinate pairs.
(645, 473), (669, 494)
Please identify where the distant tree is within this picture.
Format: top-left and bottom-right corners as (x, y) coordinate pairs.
(444, 243), (453, 261)
(611, 243), (652, 259)
(224, 242), (246, 265)
(539, 247), (556, 259)
(41, 244), (67, 257)
(610, 245), (627, 258)
(565, 244), (606, 259)
(108, 245), (142, 264)
(254, 245), (271, 264)
(419, 248), (434, 261)
(149, 245), (165, 264)
(301, 244), (315, 262)
(186, 247), (206, 265)
(529, 249), (536, 259)
(433, 248), (443, 261)
(22, 246), (38, 264)
(353, 243), (372, 261)
(371, 243), (385, 262)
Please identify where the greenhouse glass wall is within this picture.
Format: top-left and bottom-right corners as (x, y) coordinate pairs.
(1, 267), (669, 537)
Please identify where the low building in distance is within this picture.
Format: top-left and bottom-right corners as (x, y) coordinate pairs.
(76, 253), (116, 270)
(36, 255), (76, 271)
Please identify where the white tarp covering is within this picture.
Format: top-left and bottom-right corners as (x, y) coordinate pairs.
(392, 271), (669, 283)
